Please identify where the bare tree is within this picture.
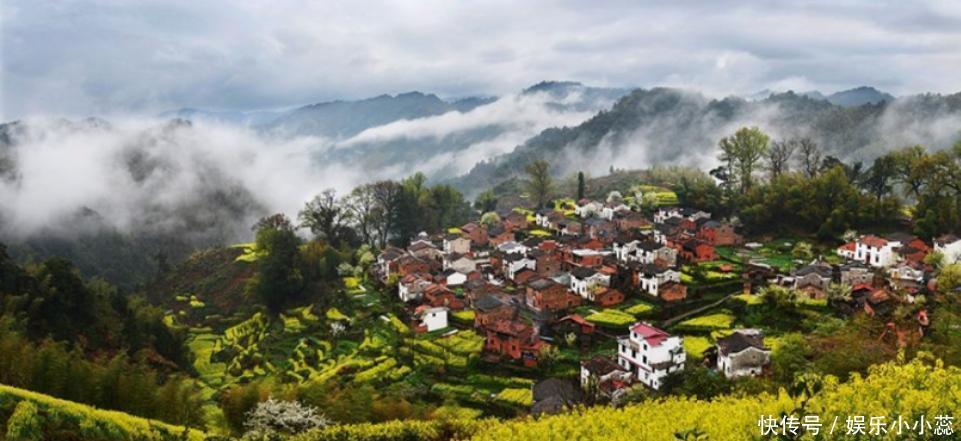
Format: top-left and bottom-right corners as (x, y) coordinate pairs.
(524, 160), (554, 208)
(298, 189), (351, 246)
(346, 183), (380, 247)
(370, 180), (402, 247)
(766, 139), (796, 179)
(797, 138), (822, 178)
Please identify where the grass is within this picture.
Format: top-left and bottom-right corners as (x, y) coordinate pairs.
(682, 336), (713, 359)
(585, 309), (636, 328)
(0, 384), (207, 441)
(623, 302), (655, 316)
(675, 312), (736, 332)
(494, 388), (533, 407)
(451, 310), (476, 324)
(529, 229), (553, 237)
(732, 293), (764, 305)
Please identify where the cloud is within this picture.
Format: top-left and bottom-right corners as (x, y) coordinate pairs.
(4, 0), (961, 120)
(0, 118), (363, 239)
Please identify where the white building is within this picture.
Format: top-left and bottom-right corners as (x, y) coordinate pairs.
(614, 240), (676, 266)
(419, 307), (449, 332)
(443, 235), (471, 255)
(570, 267), (611, 298)
(398, 275), (432, 302)
(854, 235), (902, 268)
(636, 265), (681, 296)
(503, 254), (536, 280)
(618, 322), (685, 389)
(935, 235), (961, 265)
(575, 200), (604, 218)
(716, 329), (770, 379)
(600, 202), (631, 220)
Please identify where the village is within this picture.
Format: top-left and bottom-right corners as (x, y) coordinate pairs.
(373, 190), (961, 413)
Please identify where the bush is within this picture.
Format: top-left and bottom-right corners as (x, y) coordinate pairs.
(5, 401), (42, 441)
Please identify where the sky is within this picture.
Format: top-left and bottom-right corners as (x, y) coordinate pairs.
(3, 0), (961, 120)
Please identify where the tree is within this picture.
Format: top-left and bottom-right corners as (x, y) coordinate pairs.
(790, 242), (814, 262)
(479, 212), (501, 227)
(826, 283), (852, 302)
(577, 171), (586, 200)
(766, 139), (796, 179)
(938, 264), (961, 294)
(925, 250), (945, 271)
(861, 154), (898, 221)
(346, 184), (380, 247)
(717, 127), (769, 193)
(249, 214), (303, 314)
(524, 160), (554, 208)
(243, 398), (329, 440)
(797, 138), (822, 178)
(474, 189), (498, 213)
(299, 189), (351, 247)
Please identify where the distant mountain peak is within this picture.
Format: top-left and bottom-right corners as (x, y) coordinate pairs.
(523, 81), (585, 94)
(826, 86), (894, 107)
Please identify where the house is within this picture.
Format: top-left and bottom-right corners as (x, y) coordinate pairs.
(473, 294), (514, 328)
(526, 277), (581, 312)
(935, 234), (961, 264)
(558, 220), (582, 236)
(503, 253), (536, 280)
(583, 218), (616, 239)
(635, 264), (681, 297)
(531, 378), (583, 416)
(442, 269), (468, 287)
(443, 234), (471, 255)
(792, 263), (833, 298)
(567, 248), (606, 268)
(396, 255), (432, 278)
(461, 222), (489, 246)
(617, 322), (685, 390)
(408, 240), (442, 261)
(575, 200), (604, 218)
(487, 224), (514, 246)
(614, 211), (651, 231)
(851, 284), (896, 316)
(504, 211), (529, 231)
(497, 240), (529, 256)
(483, 320), (544, 366)
(580, 357), (633, 401)
(513, 268), (539, 286)
(854, 235), (901, 268)
(554, 314), (597, 347)
(376, 246), (406, 281)
(570, 267), (611, 298)
(696, 220), (741, 246)
(716, 329), (770, 378)
(416, 306), (449, 332)
(601, 202), (631, 221)
(654, 207), (710, 224)
(398, 273), (433, 302)
(423, 284), (465, 310)
(614, 240), (677, 267)
(677, 239), (716, 262)
(593, 287), (625, 306)
(839, 263), (874, 287)
(888, 262), (925, 291)
(657, 282), (688, 302)
(837, 242), (856, 260)
(444, 253), (477, 274)
(530, 249), (562, 277)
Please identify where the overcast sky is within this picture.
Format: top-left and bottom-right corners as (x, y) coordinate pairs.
(3, 0), (961, 120)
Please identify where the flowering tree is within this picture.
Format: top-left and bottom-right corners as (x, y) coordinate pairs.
(243, 398), (329, 440)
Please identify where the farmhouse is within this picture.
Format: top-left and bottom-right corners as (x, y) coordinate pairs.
(716, 329), (770, 378)
(935, 234), (961, 264)
(617, 322), (685, 390)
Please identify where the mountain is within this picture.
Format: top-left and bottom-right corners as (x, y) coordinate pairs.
(158, 107), (285, 126)
(454, 88), (961, 195)
(261, 91), (495, 139)
(310, 81), (631, 181)
(825, 86), (895, 107)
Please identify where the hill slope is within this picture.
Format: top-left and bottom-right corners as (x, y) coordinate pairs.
(455, 88), (961, 194)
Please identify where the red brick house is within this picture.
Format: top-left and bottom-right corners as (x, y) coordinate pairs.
(423, 284), (465, 310)
(593, 287), (625, 306)
(473, 294), (514, 328)
(676, 239), (717, 262)
(396, 255), (432, 277)
(461, 222), (489, 246)
(614, 212), (651, 231)
(487, 224), (514, 246)
(484, 320), (545, 367)
(554, 314), (597, 347)
(526, 277), (581, 312)
(696, 220), (741, 246)
(657, 282), (687, 302)
(530, 249), (562, 277)
(504, 212), (529, 231)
